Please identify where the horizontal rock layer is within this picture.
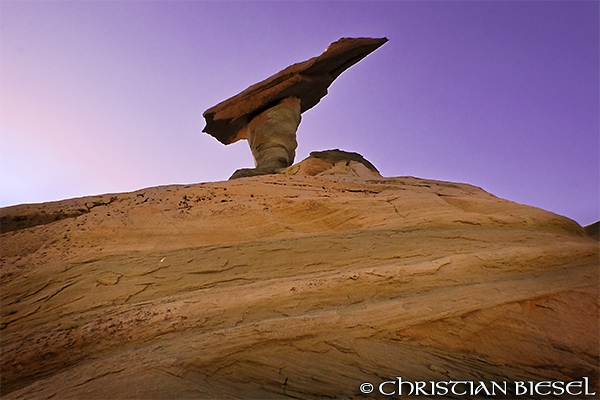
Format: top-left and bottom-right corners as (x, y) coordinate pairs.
(1, 164), (598, 399)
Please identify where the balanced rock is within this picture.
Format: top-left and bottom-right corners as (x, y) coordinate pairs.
(202, 37), (388, 145)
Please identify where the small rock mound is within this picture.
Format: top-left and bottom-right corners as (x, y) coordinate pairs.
(310, 149), (379, 172)
(283, 149), (381, 179)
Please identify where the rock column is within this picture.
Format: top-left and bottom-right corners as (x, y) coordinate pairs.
(230, 97), (301, 179)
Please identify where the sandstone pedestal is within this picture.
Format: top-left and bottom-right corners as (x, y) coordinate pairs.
(230, 97), (301, 179)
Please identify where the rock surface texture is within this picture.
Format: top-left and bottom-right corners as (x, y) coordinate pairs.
(1, 152), (598, 399)
(202, 37), (388, 145)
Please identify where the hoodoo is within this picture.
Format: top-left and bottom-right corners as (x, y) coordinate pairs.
(202, 37), (387, 179)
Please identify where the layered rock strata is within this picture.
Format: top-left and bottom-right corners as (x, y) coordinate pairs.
(1, 153), (598, 399)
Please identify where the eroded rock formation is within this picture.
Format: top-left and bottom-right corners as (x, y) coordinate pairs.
(202, 37), (387, 179)
(1, 155), (598, 399)
(202, 37), (387, 145)
(229, 97), (301, 180)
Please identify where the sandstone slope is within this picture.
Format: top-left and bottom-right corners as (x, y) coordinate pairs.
(1, 156), (598, 399)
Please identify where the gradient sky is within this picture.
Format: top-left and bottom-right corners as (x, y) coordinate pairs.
(1, 1), (598, 226)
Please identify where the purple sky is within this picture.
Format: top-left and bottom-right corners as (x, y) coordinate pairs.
(1, 1), (598, 226)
